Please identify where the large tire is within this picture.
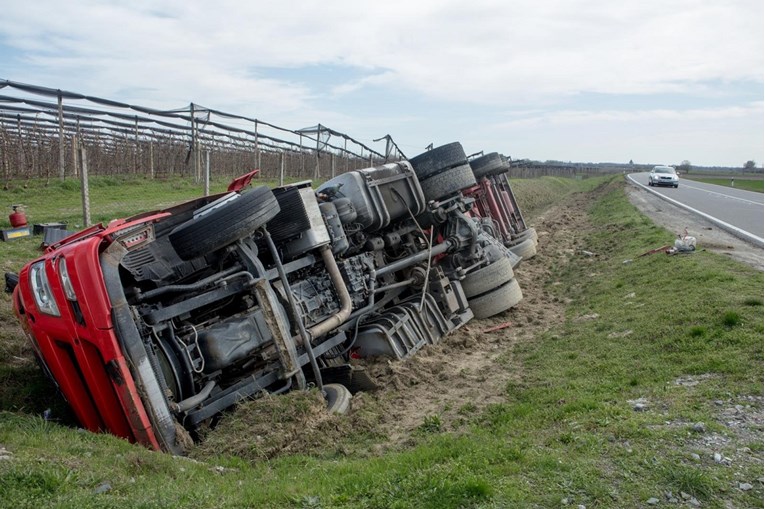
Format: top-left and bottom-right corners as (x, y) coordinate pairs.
(408, 142), (467, 180)
(470, 152), (509, 179)
(419, 164), (477, 202)
(323, 383), (351, 415)
(508, 237), (537, 260)
(461, 256), (515, 298)
(507, 227), (538, 246)
(169, 186), (280, 260)
(468, 278), (523, 319)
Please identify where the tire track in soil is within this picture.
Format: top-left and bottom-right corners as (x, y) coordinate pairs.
(359, 192), (596, 446)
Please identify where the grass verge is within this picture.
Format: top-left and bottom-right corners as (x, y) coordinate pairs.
(684, 176), (763, 193)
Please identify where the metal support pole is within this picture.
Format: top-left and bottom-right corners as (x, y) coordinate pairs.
(331, 152), (335, 178)
(149, 140), (154, 178)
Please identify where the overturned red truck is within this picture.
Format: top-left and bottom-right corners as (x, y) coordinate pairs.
(8, 142), (537, 453)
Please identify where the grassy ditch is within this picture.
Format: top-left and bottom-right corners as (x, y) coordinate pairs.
(0, 176), (762, 508)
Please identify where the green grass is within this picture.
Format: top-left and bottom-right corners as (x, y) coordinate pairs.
(684, 176), (763, 193)
(2, 175), (310, 234)
(0, 176), (762, 508)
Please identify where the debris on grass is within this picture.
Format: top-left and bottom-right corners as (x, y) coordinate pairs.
(639, 245), (671, 257)
(482, 322), (512, 333)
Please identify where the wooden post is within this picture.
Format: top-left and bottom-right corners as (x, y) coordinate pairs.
(280, 151), (285, 186)
(71, 134), (78, 178)
(134, 116), (139, 174)
(254, 120), (260, 171)
(57, 92), (65, 180)
(149, 140), (155, 178)
(344, 138), (348, 174)
(0, 119), (6, 186)
(79, 145), (91, 226)
(190, 103), (198, 182)
(314, 123), (321, 180)
(74, 117), (81, 177)
(204, 150), (210, 196)
(331, 152), (335, 178)
(16, 114), (24, 178)
(196, 143), (202, 184)
(299, 134), (305, 176)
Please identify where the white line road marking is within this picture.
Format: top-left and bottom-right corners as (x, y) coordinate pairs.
(626, 175), (764, 248)
(681, 183), (764, 206)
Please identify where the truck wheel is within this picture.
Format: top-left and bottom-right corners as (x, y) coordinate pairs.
(419, 164), (476, 202)
(169, 186), (280, 260)
(323, 383), (352, 415)
(508, 237), (537, 260)
(461, 256), (514, 298)
(468, 278), (523, 319)
(507, 227), (538, 246)
(470, 152), (509, 178)
(408, 142), (467, 180)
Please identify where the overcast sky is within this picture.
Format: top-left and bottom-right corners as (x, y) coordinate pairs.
(0, 0), (762, 167)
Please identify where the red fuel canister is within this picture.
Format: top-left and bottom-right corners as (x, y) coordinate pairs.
(9, 205), (27, 227)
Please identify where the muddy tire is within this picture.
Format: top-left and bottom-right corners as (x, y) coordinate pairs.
(419, 164), (476, 202)
(508, 227), (538, 246)
(461, 256), (515, 298)
(508, 237), (537, 260)
(408, 142), (467, 180)
(323, 383), (352, 415)
(470, 152), (509, 178)
(169, 186), (280, 260)
(468, 278), (523, 319)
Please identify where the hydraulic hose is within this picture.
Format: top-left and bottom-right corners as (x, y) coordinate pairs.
(170, 381), (216, 413)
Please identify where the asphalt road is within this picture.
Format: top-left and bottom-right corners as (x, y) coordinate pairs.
(628, 173), (764, 244)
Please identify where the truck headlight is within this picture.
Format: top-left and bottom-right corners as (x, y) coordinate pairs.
(29, 262), (60, 316)
(58, 258), (77, 301)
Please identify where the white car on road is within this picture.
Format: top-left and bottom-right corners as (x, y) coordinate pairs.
(648, 166), (679, 188)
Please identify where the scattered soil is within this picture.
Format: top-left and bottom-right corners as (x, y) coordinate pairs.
(352, 191), (594, 447)
(626, 183), (763, 270)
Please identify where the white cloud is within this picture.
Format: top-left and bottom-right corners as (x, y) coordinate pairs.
(1, 0), (761, 105)
(0, 0), (761, 165)
(493, 102), (764, 129)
